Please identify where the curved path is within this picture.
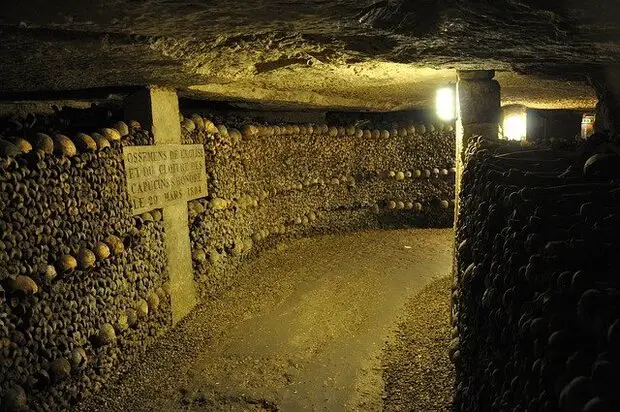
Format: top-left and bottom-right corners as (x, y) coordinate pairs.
(76, 229), (453, 412)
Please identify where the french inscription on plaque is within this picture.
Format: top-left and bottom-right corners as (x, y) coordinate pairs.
(123, 144), (208, 215)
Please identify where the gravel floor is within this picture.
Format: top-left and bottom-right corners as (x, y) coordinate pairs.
(73, 228), (453, 412)
(382, 277), (455, 411)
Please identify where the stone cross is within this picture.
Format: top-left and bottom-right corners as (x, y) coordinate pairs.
(124, 86), (205, 324)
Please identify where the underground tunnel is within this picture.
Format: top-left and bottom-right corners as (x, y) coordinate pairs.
(1, 1), (620, 411)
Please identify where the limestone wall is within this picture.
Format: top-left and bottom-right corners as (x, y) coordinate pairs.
(453, 137), (620, 411)
(178, 115), (455, 298)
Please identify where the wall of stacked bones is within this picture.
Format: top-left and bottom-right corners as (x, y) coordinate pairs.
(453, 136), (620, 411)
(179, 114), (455, 299)
(0, 108), (455, 411)
(0, 113), (169, 412)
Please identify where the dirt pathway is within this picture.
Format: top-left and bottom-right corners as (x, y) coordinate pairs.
(382, 277), (455, 412)
(75, 229), (453, 412)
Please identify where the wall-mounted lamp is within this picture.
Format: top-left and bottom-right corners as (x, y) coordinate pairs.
(436, 86), (456, 121)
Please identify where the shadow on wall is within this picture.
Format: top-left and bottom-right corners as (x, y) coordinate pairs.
(453, 135), (620, 411)
(526, 109), (584, 142)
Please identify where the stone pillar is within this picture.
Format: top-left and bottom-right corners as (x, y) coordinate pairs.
(452, 71), (500, 321)
(124, 86), (197, 325)
(454, 70), (500, 222)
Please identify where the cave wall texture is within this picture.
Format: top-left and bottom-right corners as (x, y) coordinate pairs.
(0, 107), (454, 411)
(453, 137), (620, 411)
(0, 0), (611, 110)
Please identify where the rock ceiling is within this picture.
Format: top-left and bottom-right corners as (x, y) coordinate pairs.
(1, 0), (618, 110)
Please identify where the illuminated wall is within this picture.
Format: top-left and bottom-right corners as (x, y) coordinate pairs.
(180, 115), (456, 298)
(0, 108), (455, 410)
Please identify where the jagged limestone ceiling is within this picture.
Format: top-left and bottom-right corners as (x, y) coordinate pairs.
(1, 0), (616, 110)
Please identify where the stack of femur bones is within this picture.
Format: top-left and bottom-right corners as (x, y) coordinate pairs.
(179, 114), (456, 298)
(452, 136), (620, 411)
(1, 120), (170, 411)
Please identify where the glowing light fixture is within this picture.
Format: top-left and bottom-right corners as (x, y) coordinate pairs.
(503, 113), (527, 141)
(501, 105), (527, 141)
(436, 86), (455, 121)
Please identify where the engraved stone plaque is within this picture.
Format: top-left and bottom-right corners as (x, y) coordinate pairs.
(123, 144), (208, 215)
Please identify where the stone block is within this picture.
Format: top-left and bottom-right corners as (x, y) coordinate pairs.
(457, 70), (495, 81)
(124, 86), (182, 145)
(163, 203), (196, 323)
(457, 79), (501, 125)
(461, 122), (499, 142)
